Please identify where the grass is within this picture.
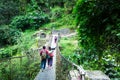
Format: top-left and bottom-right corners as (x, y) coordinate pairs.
(41, 13), (75, 30)
(59, 36), (78, 58)
(0, 29), (37, 57)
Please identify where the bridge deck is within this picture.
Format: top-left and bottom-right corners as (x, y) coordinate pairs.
(34, 34), (57, 80)
(34, 64), (55, 80)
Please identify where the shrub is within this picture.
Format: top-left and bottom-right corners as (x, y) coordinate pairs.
(0, 25), (21, 46)
(74, 0), (120, 78)
(0, 48), (12, 58)
(50, 7), (64, 21)
(10, 11), (49, 31)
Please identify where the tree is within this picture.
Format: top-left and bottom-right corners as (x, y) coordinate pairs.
(74, 0), (120, 78)
(0, 0), (20, 24)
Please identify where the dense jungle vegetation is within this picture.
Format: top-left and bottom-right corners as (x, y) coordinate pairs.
(0, 0), (120, 79)
(0, 0), (76, 79)
(74, 0), (120, 79)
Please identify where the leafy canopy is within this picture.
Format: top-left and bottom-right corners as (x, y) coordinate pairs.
(74, 0), (120, 78)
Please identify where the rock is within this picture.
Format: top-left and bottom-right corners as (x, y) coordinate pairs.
(52, 28), (70, 35)
(40, 32), (46, 38)
(68, 70), (81, 80)
(85, 70), (110, 80)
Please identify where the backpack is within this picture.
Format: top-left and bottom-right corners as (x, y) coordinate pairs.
(41, 50), (47, 59)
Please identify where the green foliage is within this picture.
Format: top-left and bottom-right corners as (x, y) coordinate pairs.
(58, 14), (76, 29)
(0, 25), (21, 46)
(16, 30), (36, 54)
(64, 0), (76, 14)
(42, 9), (75, 29)
(0, 0), (19, 24)
(26, 0), (41, 12)
(59, 37), (78, 61)
(0, 30), (36, 58)
(0, 56), (40, 80)
(0, 45), (20, 58)
(42, 14), (75, 30)
(10, 11), (49, 31)
(74, 0), (120, 78)
(0, 0), (77, 79)
(50, 7), (64, 21)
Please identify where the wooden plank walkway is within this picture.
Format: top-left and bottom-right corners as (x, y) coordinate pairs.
(34, 34), (58, 80)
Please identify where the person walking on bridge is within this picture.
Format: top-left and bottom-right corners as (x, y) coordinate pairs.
(40, 46), (49, 71)
(54, 36), (57, 43)
(47, 46), (54, 68)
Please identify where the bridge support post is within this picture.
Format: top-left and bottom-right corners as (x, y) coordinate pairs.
(81, 72), (85, 80)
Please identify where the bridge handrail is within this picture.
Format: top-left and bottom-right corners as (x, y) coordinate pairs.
(56, 43), (85, 80)
(0, 47), (42, 80)
(0, 56), (26, 61)
(0, 47), (42, 61)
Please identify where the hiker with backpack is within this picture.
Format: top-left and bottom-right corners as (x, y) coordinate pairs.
(47, 46), (54, 68)
(40, 46), (49, 71)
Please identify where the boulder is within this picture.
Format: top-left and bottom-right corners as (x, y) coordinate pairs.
(85, 70), (110, 80)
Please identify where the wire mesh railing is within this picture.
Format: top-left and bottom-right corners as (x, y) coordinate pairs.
(0, 48), (41, 80)
(56, 43), (85, 80)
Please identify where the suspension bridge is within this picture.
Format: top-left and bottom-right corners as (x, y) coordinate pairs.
(0, 32), (110, 80)
(34, 33), (110, 80)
